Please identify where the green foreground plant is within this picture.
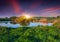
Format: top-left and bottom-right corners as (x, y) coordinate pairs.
(0, 26), (60, 42)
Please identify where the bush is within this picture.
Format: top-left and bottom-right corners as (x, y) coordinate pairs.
(0, 26), (60, 42)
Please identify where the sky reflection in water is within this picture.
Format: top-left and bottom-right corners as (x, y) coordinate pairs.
(0, 21), (52, 28)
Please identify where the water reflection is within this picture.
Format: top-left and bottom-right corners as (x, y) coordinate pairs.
(0, 21), (52, 28)
(0, 21), (20, 28)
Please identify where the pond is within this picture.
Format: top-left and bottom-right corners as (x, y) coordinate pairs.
(0, 21), (53, 28)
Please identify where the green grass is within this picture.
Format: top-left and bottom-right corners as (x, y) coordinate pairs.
(0, 26), (60, 42)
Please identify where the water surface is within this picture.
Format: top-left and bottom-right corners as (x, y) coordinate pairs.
(0, 21), (52, 28)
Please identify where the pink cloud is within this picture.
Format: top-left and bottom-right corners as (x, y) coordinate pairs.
(41, 6), (60, 12)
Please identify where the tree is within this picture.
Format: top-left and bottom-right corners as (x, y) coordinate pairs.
(57, 16), (60, 19)
(10, 16), (17, 21)
(14, 16), (30, 26)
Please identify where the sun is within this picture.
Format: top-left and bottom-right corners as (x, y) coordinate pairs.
(22, 12), (32, 19)
(25, 15), (31, 19)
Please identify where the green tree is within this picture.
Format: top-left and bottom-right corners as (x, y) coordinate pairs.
(10, 16), (17, 21)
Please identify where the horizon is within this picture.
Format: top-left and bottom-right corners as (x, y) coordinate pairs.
(0, 15), (58, 18)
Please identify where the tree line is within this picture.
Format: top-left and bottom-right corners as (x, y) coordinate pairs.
(0, 16), (17, 21)
(0, 16), (60, 21)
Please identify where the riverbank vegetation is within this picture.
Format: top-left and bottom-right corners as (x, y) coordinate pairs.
(0, 26), (60, 42)
(0, 16), (60, 22)
(0, 16), (17, 21)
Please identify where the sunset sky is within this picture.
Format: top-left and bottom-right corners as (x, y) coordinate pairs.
(0, 0), (60, 17)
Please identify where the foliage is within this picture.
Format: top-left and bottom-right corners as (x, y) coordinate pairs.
(57, 16), (60, 19)
(0, 26), (60, 42)
(0, 16), (17, 21)
(0, 27), (8, 42)
(53, 20), (60, 28)
(0, 17), (10, 21)
(10, 16), (17, 21)
(15, 16), (31, 26)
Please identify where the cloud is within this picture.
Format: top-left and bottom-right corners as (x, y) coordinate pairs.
(41, 6), (60, 12)
(38, 6), (60, 17)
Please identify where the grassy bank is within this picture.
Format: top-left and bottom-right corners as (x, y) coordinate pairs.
(0, 26), (60, 42)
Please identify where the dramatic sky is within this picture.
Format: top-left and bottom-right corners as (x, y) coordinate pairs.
(0, 0), (60, 17)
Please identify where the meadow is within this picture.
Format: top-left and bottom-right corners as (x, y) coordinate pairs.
(0, 26), (60, 42)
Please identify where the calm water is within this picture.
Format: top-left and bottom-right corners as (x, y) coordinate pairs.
(0, 21), (53, 28)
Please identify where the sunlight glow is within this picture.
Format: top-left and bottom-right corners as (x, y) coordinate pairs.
(25, 15), (31, 19)
(22, 12), (32, 19)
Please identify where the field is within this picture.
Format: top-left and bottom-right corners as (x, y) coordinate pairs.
(0, 26), (60, 42)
